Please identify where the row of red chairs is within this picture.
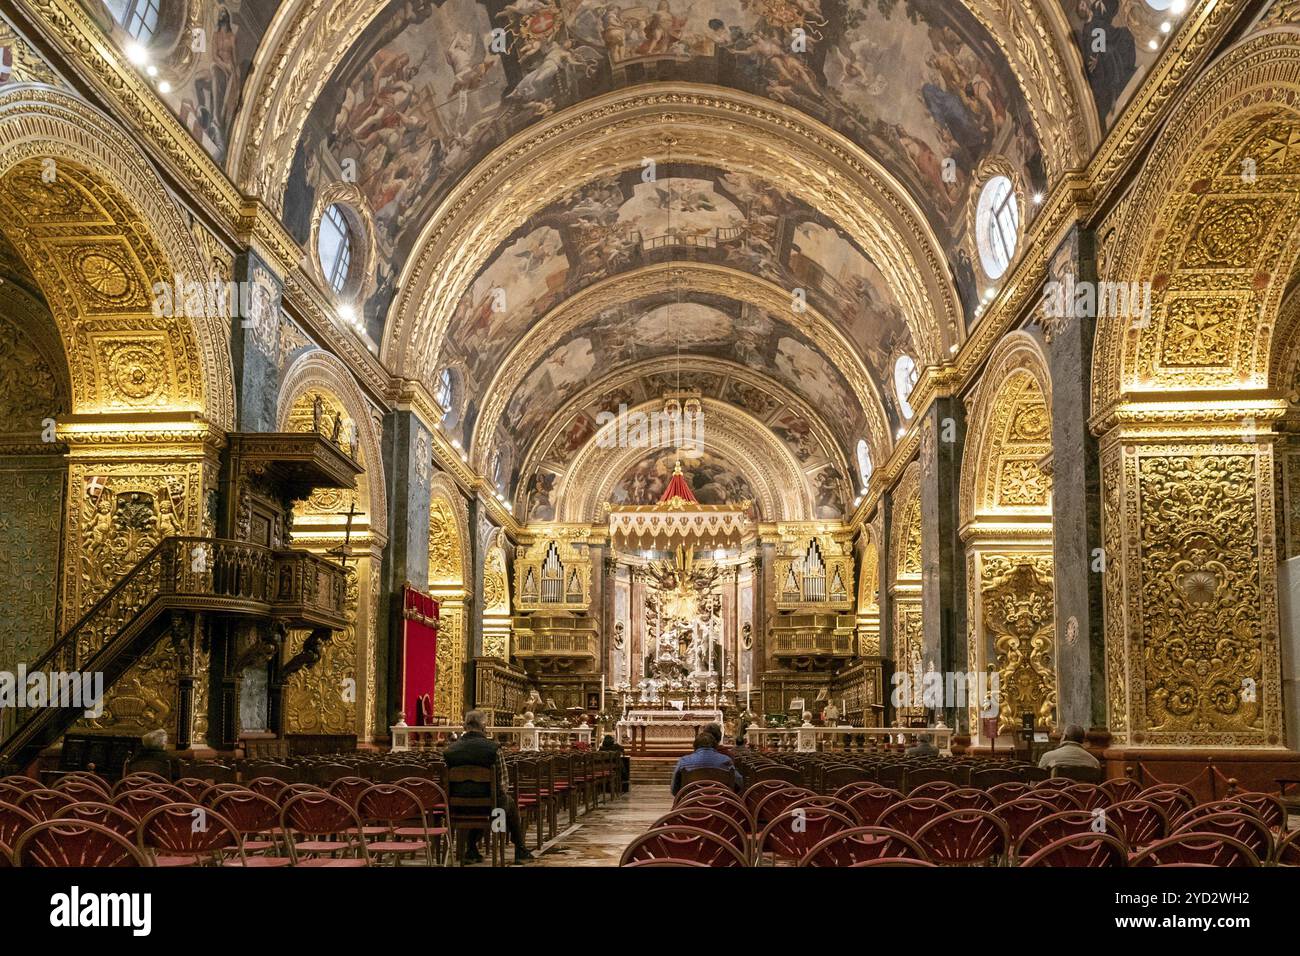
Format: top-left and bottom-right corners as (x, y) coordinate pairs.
(618, 780), (1299, 866)
(0, 771), (450, 867)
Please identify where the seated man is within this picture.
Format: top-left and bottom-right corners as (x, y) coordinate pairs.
(670, 732), (742, 795)
(905, 733), (938, 757)
(702, 722), (733, 757)
(442, 709), (534, 863)
(1038, 724), (1100, 770)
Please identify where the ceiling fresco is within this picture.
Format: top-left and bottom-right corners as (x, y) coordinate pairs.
(1061, 0), (1165, 129)
(518, 359), (850, 521)
(283, 0), (1048, 333)
(81, 0), (279, 163)
(434, 163), (914, 442)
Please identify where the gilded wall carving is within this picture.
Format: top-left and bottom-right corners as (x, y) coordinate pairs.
(0, 466), (65, 674)
(981, 554), (1056, 734)
(285, 569), (358, 735)
(1136, 452), (1272, 741)
(1101, 452), (1129, 743)
(434, 602), (465, 724)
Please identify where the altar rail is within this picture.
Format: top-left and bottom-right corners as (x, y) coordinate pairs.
(746, 726), (953, 755)
(390, 725), (593, 753)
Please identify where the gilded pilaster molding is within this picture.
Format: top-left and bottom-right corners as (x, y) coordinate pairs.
(61, 414), (224, 739)
(428, 475), (471, 722)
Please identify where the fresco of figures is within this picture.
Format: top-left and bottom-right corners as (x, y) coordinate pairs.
(284, 0), (1045, 329)
(491, 293), (867, 464)
(609, 448), (759, 517)
(433, 164), (916, 448)
(1062, 0), (1163, 129)
(519, 367), (848, 520)
(80, 0), (275, 162)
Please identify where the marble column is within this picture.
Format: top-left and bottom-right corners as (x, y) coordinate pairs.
(918, 399), (967, 729)
(229, 251), (283, 433)
(1042, 227), (1106, 730)
(378, 408), (433, 729)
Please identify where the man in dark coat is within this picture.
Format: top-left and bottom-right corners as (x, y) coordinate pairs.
(443, 710), (533, 863)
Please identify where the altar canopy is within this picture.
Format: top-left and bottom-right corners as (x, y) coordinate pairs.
(607, 461), (752, 550)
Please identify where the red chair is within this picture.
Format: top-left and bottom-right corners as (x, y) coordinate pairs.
(210, 791), (292, 866)
(620, 825), (748, 867)
(986, 782), (1033, 804)
(1024, 788), (1083, 812)
(328, 776), (374, 810)
(843, 786), (902, 825)
(756, 807), (856, 865)
(137, 801), (246, 866)
(676, 794), (755, 835)
(752, 786), (816, 830)
(1033, 778), (1074, 791)
(748, 766), (802, 786)
(113, 772), (168, 794)
(995, 797), (1061, 853)
(15, 788), (75, 821)
(0, 776), (40, 793)
(171, 778), (213, 802)
(1099, 777), (1143, 803)
(1229, 792), (1286, 830)
(909, 780), (959, 800)
(1136, 785), (1195, 821)
(52, 775), (111, 800)
(1014, 810), (1108, 861)
(280, 791), (371, 866)
(852, 856), (938, 866)
(833, 781), (887, 800)
(1172, 799), (1261, 829)
(915, 809), (1008, 866)
(939, 788), (995, 811)
(798, 826), (929, 867)
(246, 776), (291, 801)
(1106, 799), (1168, 849)
(60, 802), (139, 838)
(198, 783), (249, 805)
(15, 819), (151, 867)
(0, 801), (39, 848)
(622, 857), (710, 867)
(112, 788), (176, 820)
(1275, 827), (1300, 865)
(1131, 832), (1261, 867)
(357, 784), (442, 866)
(743, 780), (793, 820)
(1062, 783), (1107, 810)
(1021, 832), (1128, 867)
(0, 841), (10, 867)
(788, 795), (863, 825)
(876, 797), (949, 836)
(1172, 812), (1274, 863)
(651, 809), (749, 861)
(674, 780), (730, 805)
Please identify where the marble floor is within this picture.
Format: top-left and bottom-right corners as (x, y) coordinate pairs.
(526, 785), (672, 867)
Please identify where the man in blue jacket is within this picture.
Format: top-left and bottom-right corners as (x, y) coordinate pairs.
(670, 732), (742, 794)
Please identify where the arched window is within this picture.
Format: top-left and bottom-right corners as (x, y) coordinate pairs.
(111, 0), (161, 43)
(436, 367), (454, 412)
(894, 355), (919, 420)
(491, 450), (505, 489)
(317, 204), (353, 295)
(855, 439), (873, 491)
(975, 175), (1019, 280)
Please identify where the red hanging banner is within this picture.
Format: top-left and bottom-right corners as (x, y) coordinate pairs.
(401, 584), (438, 726)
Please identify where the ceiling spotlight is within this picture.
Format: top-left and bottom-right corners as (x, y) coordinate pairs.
(1170, 0), (1186, 13)
(158, 80), (172, 94)
(1032, 192), (1044, 205)
(338, 304), (356, 324)
(854, 495), (863, 507)
(949, 343), (958, 354)
(460, 452), (468, 462)
(505, 503), (513, 512)
(125, 43), (147, 65)
(896, 428), (906, 439)
(1160, 20), (1171, 33)
(451, 438), (461, 449)
(146, 64), (158, 77)
(1148, 38), (1159, 50)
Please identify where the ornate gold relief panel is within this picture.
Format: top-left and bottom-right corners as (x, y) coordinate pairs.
(435, 602), (465, 724)
(979, 554), (1056, 734)
(1101, 450), (1130, 743)
(1132, 449), (1279, 744)
(428, 494), (466, 588)
(285, 570), (359, 735)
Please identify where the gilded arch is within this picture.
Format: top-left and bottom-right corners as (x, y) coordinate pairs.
(0, 85), (235, 430)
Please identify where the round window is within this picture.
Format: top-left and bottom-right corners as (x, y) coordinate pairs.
(855, 439), (873, 491)
(975, 175), (1020, 280)
(317, 203), (353, 295)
